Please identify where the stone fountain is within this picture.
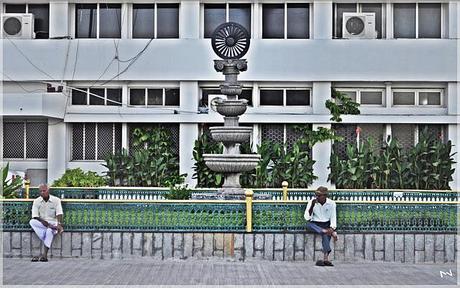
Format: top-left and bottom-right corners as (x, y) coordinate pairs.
(198, 22), (270, 200)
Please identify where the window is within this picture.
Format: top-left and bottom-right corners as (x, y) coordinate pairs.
(261, 124), (310, 150)
(336, 89), (384, 106)
(72, 123), (122, 160)
(394, 3), (441, 38)
(204, 4), (251, 38)
(418, 124), (446, 143)
(71, 88), (122, 106)
(132, 4), (179, 38)
(76, 3), (121, 38)
(129, 88), (180, 106)
(260, 88), (310, 106)
(392, 89), (442, 106)
(333, 123), (384, 159)
(129, 123), (179, 155)
(334, 3), (382, 39)
(3, 121), (48, 159)
(263, 3), (309, 39)
(201, 88), (253, 107)
(5, 3), (49, 38)
(391, 124), (415, 149)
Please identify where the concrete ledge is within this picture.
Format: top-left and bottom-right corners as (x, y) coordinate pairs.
(2, 231), (457, 263)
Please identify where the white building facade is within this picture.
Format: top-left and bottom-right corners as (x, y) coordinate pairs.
(1, 0), (459, 189)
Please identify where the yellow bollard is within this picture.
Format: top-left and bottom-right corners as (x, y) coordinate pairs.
(245, 189), (254, 233)
(24, 179), (31, 199)
(282, 181), (288, 201)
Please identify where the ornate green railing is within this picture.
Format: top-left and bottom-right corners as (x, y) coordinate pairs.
(2, 200), (245, 232)
(2, 200), (457, 233)
(19, 187), (459, 202)
(252, 189), (459, 202)
(252, 202), (458, 232)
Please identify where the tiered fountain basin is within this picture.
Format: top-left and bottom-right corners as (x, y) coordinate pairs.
(209, 127), (252, 144)
(214, 100), (248, 117)
(203, 154), (260, 173)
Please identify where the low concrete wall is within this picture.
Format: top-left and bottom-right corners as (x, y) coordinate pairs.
(2, 232), (457, 263)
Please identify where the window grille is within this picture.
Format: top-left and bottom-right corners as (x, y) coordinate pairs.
(261, 124), (309, 151)
(26, 122), (48, 159)
(418, 124), (446, 143)
(332, 124), (356, 159)
(3, 121), (47, 159)
(392, 124), (415, 150)
(359, 124), (384, 149)
(261, 124), (284, 145)
(72, 123), (122, 160)
(129, 123), (179, 156)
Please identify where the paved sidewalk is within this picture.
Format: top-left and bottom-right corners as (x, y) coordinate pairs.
(2, 258), (458, 287)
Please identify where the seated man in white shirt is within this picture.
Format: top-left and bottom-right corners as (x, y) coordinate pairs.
(304, 186), (338, 266)
(29, 184), (64, 262)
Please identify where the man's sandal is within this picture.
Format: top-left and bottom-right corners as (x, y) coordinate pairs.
(315, 260), (325, 266)
(31, 256), (39, 262)
(39, 256), (48, 262)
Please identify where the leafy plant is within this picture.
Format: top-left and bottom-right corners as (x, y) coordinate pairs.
(326, 89), (360, 122)
(164, 183), (192, 200)
(2, 163), (23, 198)
(329, 131), (456, 190)
(192, 132), (224, 188)
(240, 125), (341, 188)
(104, 127), (185, 187)
(52, 168), (106, 187)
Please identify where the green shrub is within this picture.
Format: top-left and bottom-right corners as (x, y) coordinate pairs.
(52, 168), (106, 187)
(104, 127), (185, 187)
(2, 163), (23, 198)
(192, 132), (224, 188)
(329, 131), (456, 190)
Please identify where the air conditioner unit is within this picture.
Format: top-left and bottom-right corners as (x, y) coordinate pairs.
(1, 13), (35, 39)
(342, 13), (377, 39)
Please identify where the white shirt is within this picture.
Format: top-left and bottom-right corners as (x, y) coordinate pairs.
(32, 195), (63, 222)
(304, 198), (337, 230)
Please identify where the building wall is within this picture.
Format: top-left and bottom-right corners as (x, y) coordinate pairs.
(2, 1), (458, 188)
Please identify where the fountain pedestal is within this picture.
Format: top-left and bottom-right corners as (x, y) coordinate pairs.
(196, 22), (271, 200)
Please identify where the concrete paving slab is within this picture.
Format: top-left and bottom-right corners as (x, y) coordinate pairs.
(2, 257), (458, 286)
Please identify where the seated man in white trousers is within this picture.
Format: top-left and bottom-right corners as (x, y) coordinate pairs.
(29, 184), (64, 262)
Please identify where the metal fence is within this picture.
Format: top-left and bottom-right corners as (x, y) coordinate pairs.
(19, 187), (459, 202)
(3, 200), (457, 233)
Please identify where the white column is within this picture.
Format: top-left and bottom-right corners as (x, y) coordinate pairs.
(447, 82), (458, 115)
(49, 1), (69, 38)
(312, 81), (332, 188)
(312, 82), (331, 114)
(449, 1), (459, 39)
(312, 124), (333, 189)
(180, 1), (200, 39)
(180, 124), (199, 187)
(448, 125), (458, 190)
(47, 120), (67, 183)
(313, 1), (332, 39)
(179, 81), (199, 186)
